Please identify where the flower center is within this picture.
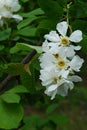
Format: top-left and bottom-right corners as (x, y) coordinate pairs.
(4, 5), (12, 12)
(57, 59), (66, 68)
(53, 53), (59, 59)
(53, 77), (59, 84)
(61, 37), (69, 46)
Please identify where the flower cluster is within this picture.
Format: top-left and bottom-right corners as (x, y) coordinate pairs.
(39, 21), (84, 100)
(0, 0), (23, 26)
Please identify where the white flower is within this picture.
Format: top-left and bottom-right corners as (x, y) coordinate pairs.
(39, 21), (84, 99)
(40, 68), (69, 86)
(42, 40), (81, 58)
(44, 21), (82, 46)
(0, 0), (23, 26)
(39, 49), (84, 74)
(39, 51), (69, 70)
(45, 81), (74, 100)
(40, 68), (82, 100)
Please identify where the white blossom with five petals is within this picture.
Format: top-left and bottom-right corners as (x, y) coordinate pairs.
(44, 21), (82, 46)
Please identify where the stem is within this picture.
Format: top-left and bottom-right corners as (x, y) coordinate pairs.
(66, 4), (69, 25)
(66, 2), (73, 34)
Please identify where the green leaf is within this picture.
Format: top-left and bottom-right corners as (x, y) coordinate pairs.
(0, 101), (23, 129)
(17, 43), (42, 53)
(0, 28), (11, 41)
(70, 1), (87, 19)
(1, 93), (20, 103)
(0, 45), (5, 51)
(10, 43), (42, 54)
(22, 115), (48, 130)
(10, 45), (21, 54)
(37, 19), (56, 31)
(71, 20), (87, 34)
(17, 26), (37, 37)
(8, 85), (29, 93)
(3, 63), (25, 76)
(78, 34), (87, 53)
(49, 114), (70, 126)
(46, 103), (58, 114)
(21, 8), (44, 18)
(20, 71), (35, 93)
(17, 16), (37, 30)
(38, 0), (63, 21)
(56, 0), (67, 7)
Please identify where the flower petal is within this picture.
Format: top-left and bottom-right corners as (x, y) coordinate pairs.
(56, 21), (68, 36)
(69, 75), (82, 82)
(51, 89), (57, 100)
(44, 31), (60, 42)
(47, 84), (58, 92)
(12, 14), (23, 21)
(57, 84), (68, 96)
(69, 30), (82, 43)
(69, 55), (84, 72)
(42, 40), (49, 52)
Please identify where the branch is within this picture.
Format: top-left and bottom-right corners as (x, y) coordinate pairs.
(0, 49), (37, 91)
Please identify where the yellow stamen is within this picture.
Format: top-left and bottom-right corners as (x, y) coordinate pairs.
(53, 53), (59, 59)
(61, 37), (69, 46)
(57, 59), (66, 68)
(53, 77), (59, 84)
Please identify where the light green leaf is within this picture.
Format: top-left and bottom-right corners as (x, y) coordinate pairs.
(17, 43), (42, 53)
(8, 85), (29, 93)
(10, 45), (20, 54)
(10, 43), (42, 54)
(1, 93), (20, 103)
(0, 101), (23, 129)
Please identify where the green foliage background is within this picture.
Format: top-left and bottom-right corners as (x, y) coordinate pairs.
(0, 0), (87, 130)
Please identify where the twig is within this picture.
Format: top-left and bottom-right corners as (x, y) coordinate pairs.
(0, 49), (37, 91)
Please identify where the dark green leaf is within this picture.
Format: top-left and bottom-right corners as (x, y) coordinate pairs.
(78, 34), (87, 53)
(20, 71), (36, 93)
(2, 63), (25, 76)
(38, 0), (63, 21)
(17, 16), (37, 30)
(37, 19), (57, 31)
(21, 8), (44, 18)
(71, 20), (87, 34)
(17, 27), (37, 37)
(49, 114), (70, 126)
(22, 115), (48, 130)
(0, 28), (11, 41)
(0, 45), (5, 51)
(70, 2), (87, 19)
(46, 103), (58, 114)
